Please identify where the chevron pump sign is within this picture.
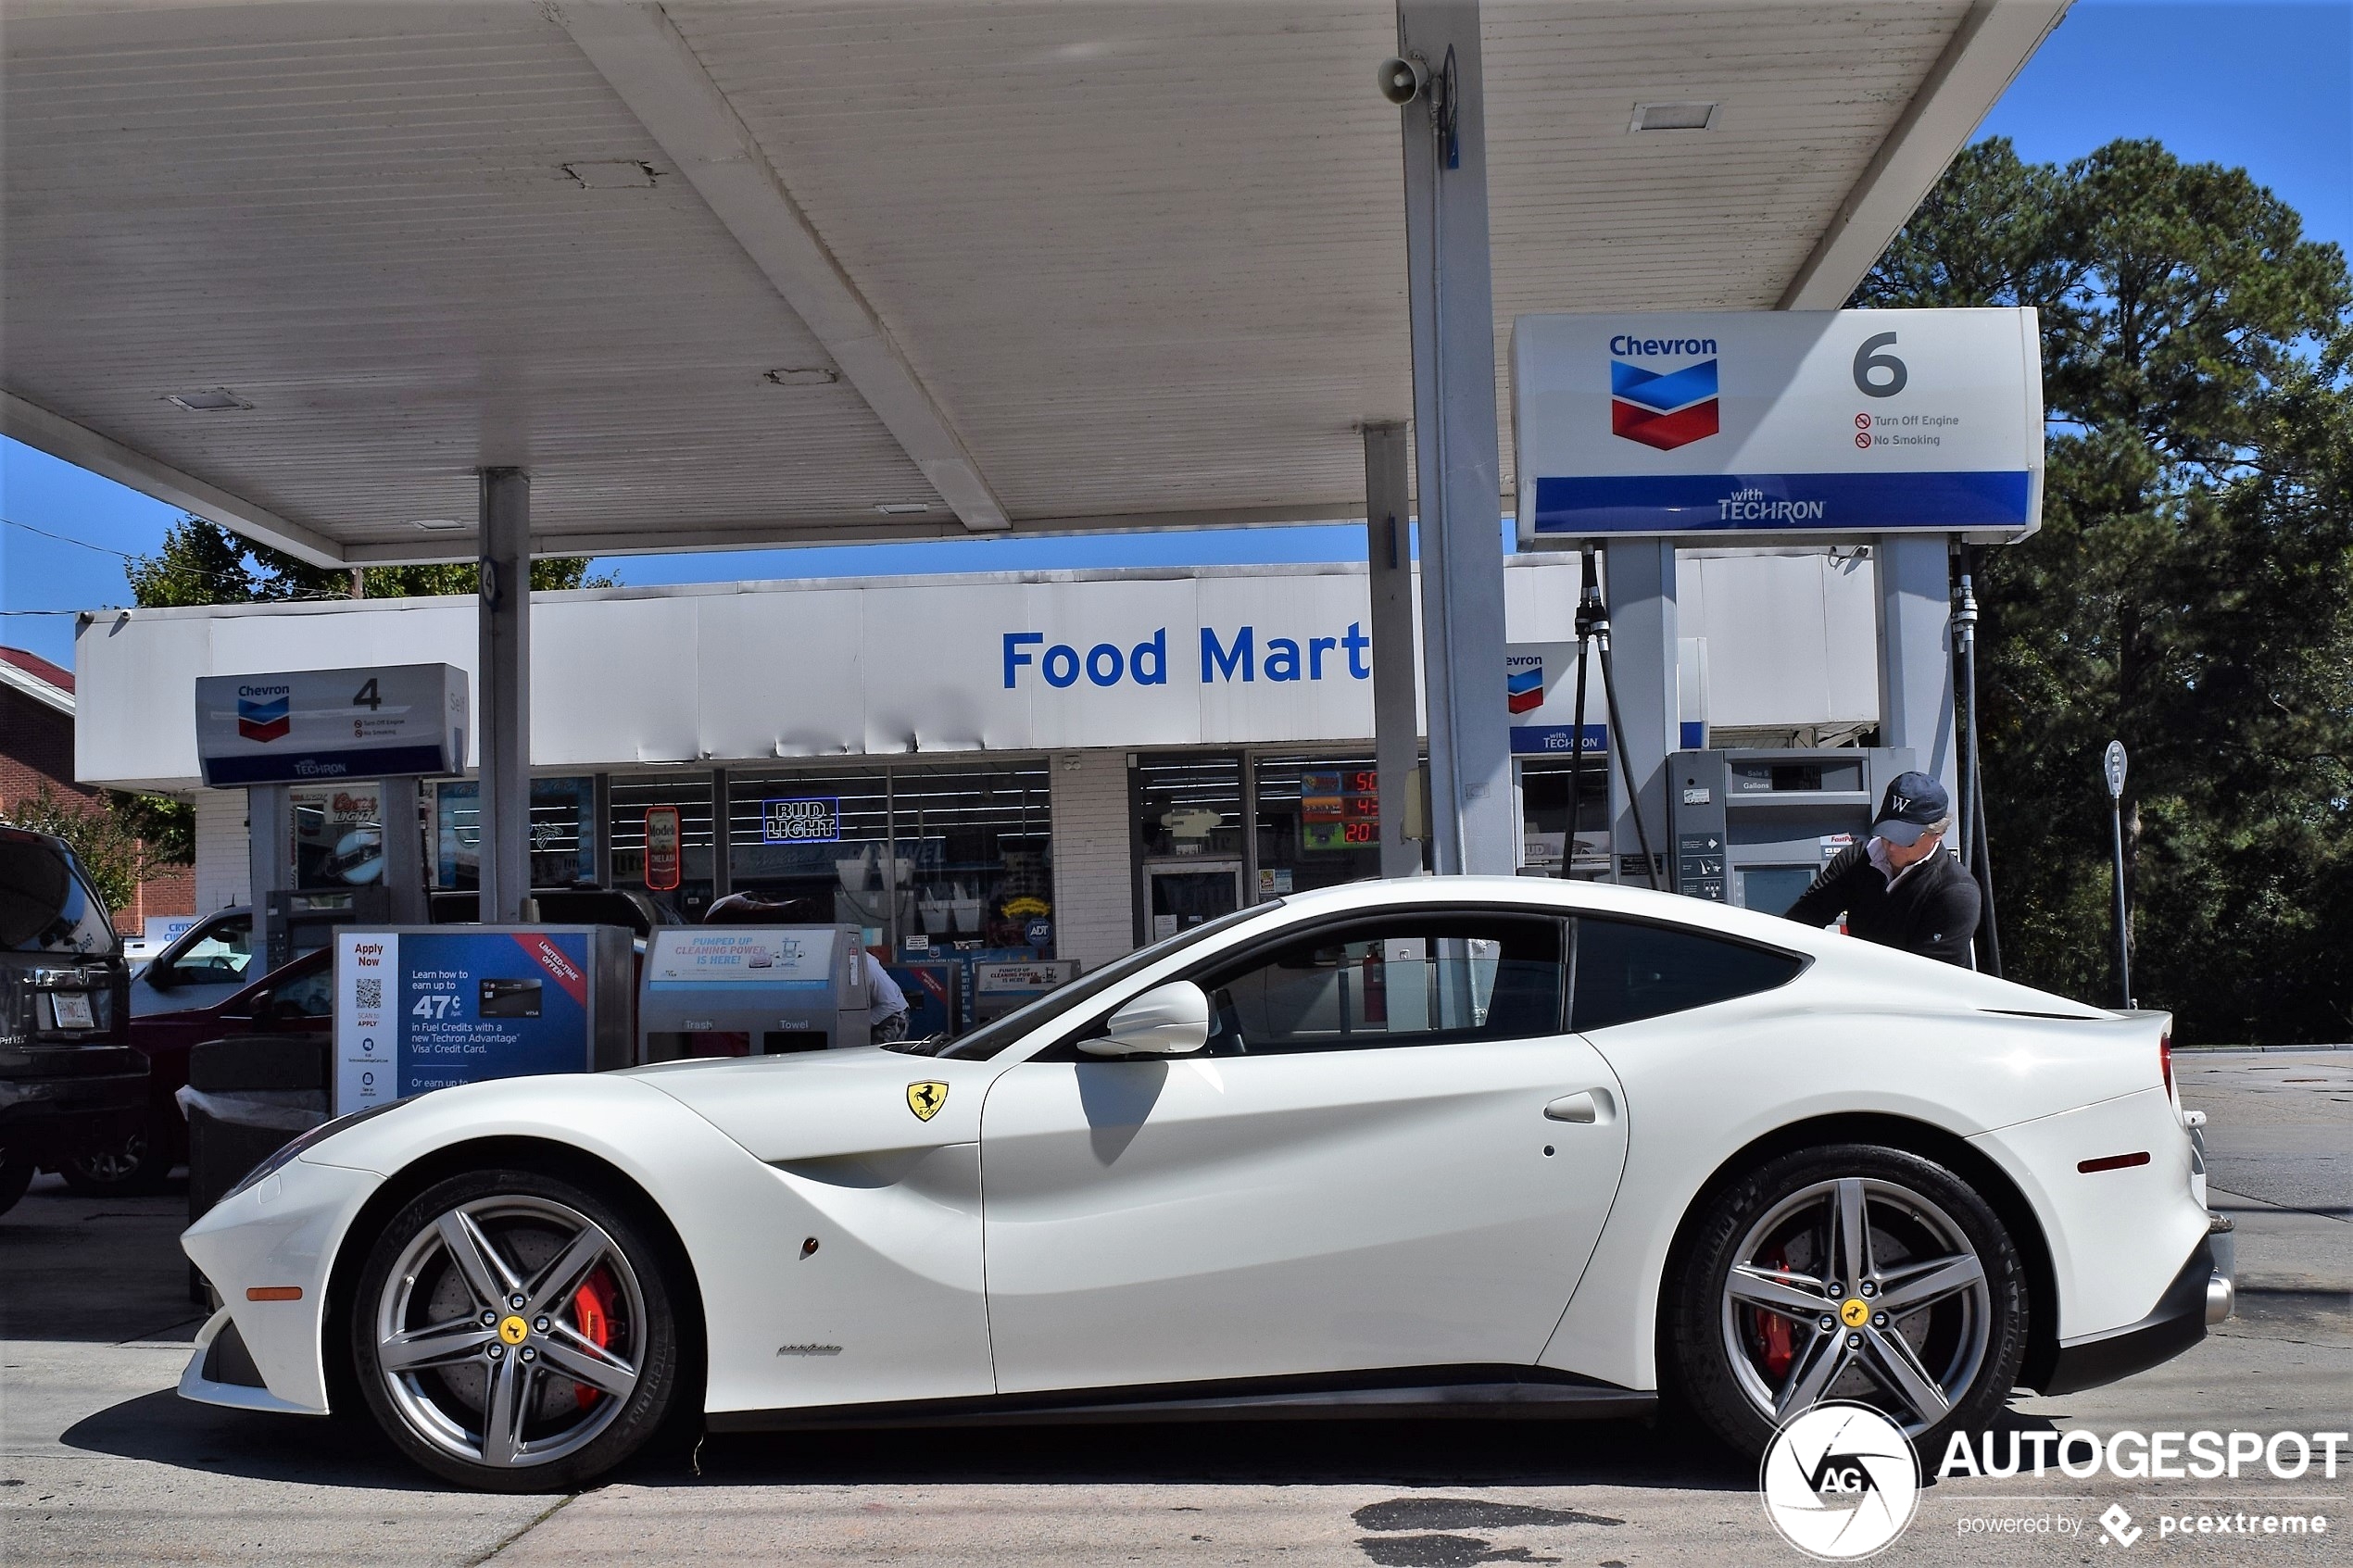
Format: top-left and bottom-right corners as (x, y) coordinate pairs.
(1514, 308), (2045, 545)
(195, 664), (468, 788)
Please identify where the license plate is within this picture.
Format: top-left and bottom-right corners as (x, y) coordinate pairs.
(52, 992), (95, 1030)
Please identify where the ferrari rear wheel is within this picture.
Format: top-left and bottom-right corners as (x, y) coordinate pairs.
(1668, 1143), (2028, 1459)
(351, 1168), (682, 1491)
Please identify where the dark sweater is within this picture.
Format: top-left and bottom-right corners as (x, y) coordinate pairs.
(1782, 843), (1982, 967)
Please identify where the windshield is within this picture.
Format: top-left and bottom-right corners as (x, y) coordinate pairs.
(0, 834), (118, 955)
(920, 900), (1283, 1060)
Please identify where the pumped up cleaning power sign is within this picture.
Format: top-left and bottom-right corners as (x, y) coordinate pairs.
(333, 925), (635, 1113)
(1512, 307), (2045, 545)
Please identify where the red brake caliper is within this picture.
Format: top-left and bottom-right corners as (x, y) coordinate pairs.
(571, 1271), (612, 1411)
(1757, 1248), (1795, 1381)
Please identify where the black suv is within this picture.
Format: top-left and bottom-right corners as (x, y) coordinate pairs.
(1, 826), (145, 1215)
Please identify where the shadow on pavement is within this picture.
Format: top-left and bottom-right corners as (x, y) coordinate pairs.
(58, 1389), (444, 1492)
(617, 1414), (1756, 1493)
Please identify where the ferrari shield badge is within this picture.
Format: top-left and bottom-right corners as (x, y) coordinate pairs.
(906, 1081), (949, 1122)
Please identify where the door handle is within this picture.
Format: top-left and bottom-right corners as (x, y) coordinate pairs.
(1545, 1091), (1599, 1123)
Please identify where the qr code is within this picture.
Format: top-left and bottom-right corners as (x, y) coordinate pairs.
(354, 978), (382, 1010)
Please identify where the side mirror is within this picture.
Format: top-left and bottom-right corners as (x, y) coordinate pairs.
(1077, 981), (1211, 1059)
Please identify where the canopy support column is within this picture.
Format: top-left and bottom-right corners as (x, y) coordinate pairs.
(1603, 540), (1678, 886)
(1874, 534), (1959, 805)
(1397, 0), (1514, 876)
(1363, 420), (1422, 879)
(477, 469), (532, 923)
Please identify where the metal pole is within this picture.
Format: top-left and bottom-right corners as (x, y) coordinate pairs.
(1395, 0), (1515, 876)
(709, 767), (732, 902)
(2109, 797), (2133, 1008)
(379, 775), (427, 926)
(476, 468), (532, 922)
(2105, 739), (2132, 1008)
(1362, 420), (1422, 878)
(1595, 622), (1662, 891)
(246, 783), (291, 965)
(1875, 533), (1961, 810)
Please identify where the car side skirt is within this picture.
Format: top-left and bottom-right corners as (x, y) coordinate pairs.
(706, 1363), (1654, 1433)
(2031, 1237), (2211, 1397)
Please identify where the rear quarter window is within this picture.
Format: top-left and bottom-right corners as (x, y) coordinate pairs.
(1570, 916), (1804, 1033)
(0, 835), (117, 955)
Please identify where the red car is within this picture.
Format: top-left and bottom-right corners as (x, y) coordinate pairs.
(61, 947), (333, 1195)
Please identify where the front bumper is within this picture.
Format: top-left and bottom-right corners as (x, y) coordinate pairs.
(0, 1055), (148, 1165)
(2036, 1231), (2228, 1396)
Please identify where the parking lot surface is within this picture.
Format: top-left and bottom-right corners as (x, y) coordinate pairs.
(5, 1049), (2347, 1566)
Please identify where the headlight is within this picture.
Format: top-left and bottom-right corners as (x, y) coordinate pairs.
(220, 1098), (409, 1203)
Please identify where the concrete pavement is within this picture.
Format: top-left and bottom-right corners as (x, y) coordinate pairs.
(5, 1050), (2346, 1566)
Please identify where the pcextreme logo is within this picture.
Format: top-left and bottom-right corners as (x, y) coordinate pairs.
(1609, 333), (1720, 450)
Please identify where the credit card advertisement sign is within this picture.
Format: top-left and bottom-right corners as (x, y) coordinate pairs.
(335, 930), (595, 1112)
(1512, 307), (2044, 544)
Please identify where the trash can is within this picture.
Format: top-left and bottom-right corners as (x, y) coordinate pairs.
(181, 1033), (331, 1208)
(180, 1034), (331, 1303)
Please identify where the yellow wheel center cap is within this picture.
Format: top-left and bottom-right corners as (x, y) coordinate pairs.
(498, 1315), (530, 1345)
(1840, 1298), (1870, 1328)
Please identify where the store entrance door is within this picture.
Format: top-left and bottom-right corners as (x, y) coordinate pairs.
(1144, 861), (1242, 943)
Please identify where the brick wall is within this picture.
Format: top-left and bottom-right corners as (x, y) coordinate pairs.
(0, 687), (88, 811)
(1050, 750), (1135, 972)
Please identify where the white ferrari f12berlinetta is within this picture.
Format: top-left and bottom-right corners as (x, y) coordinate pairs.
(180, 878), (2230, 1490)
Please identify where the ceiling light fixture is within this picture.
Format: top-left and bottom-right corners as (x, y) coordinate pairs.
(162, 388), (252, 412)
(411, 519), (468, 531)
(875, 503), (931, 516)
(763, 367), (840, 387)
(1629, 102), (1718, 132)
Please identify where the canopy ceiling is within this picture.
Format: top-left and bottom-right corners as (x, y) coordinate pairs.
(0, 1), (2066, 564)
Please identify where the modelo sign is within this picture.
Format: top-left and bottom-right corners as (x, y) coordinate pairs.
(194, 663), (467, 787)
(1512, 307), (2044, 545)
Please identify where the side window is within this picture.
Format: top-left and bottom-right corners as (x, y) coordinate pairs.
(163, 916), (254, 985)
(1570, 917), (1804, 1033)
(268, 967), (334, 1019)
(1189, 914), (1564, 1056)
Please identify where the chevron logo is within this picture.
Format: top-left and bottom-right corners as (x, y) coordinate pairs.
(236, 691), (291, 743)
(1506, 659), (1545, 714)
(1611, 358), (1719, 450)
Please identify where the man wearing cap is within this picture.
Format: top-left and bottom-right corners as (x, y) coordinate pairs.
(1780, 771), (1982, 967)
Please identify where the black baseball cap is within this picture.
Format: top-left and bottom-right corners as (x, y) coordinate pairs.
(1870, 771), (1950, 847)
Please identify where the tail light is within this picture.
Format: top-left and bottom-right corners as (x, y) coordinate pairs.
(2160, 1032), (2174, 1100)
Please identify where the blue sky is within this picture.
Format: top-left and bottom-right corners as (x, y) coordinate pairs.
(4, 0), (2347, 671)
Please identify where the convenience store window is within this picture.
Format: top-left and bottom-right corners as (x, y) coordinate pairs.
(723, 762), (1054, 960)
(434, 778), (597, 893)
(1516, 754), (1611, 878)
(607, 772), (718, 919)
(1252, 754), (1383, 898)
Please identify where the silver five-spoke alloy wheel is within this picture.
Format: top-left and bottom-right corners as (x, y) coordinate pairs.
(1719, 1175), (1992, 1435)
(371, 1195), (646, 1470)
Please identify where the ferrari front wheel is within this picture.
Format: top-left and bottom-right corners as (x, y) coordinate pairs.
(1667, 1143), (2028, 1458)
(351, 1168), (683, 1491)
